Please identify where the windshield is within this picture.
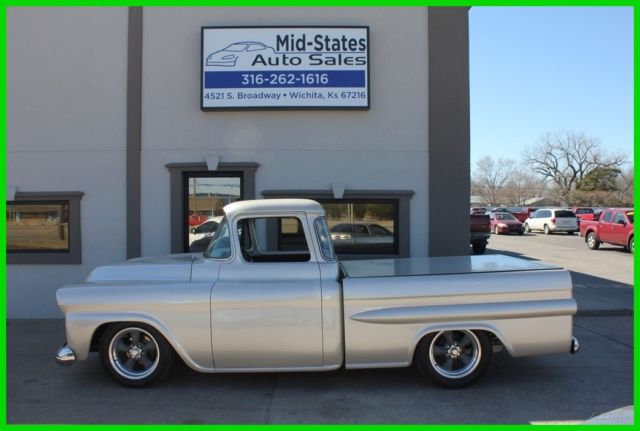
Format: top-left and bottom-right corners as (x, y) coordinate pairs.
(224, 43), (247, 52)
(204, 216), (231, 259)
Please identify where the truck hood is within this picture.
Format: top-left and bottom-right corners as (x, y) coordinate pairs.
(86, 253), (197, 282)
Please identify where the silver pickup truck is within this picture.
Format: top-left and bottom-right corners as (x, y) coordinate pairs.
(56, 199), (579, 388)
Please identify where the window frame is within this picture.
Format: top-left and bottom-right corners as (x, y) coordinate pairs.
(166, 162), (259, 254)
(261, 189), (413, 259)
(182, 171), (244, 253)
(7, 191), (83, 265)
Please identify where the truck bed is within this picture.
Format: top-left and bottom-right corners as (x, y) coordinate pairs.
(341, 254), (560, 279)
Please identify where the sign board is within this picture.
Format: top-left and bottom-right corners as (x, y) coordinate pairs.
(201, 26), (369, 110)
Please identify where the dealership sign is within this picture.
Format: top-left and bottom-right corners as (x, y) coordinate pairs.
(201, 26), (369, 110)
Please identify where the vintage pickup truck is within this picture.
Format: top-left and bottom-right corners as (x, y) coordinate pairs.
(56, 199), (579, 388)
(580, 208), (634, 254)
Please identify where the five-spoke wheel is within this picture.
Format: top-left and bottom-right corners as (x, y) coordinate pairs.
(99, 323), (174, 387)
(415, 329), (491, 388)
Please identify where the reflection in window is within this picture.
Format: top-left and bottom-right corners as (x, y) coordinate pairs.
(238, 217), (310, 262)
(187, 175), (241, 252)
(7, 202), (70, 252)
(321, 201), (397, 254)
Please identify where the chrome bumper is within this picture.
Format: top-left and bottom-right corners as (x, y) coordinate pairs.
(570, 337), (580, 354)
(55, 343), (76, 365)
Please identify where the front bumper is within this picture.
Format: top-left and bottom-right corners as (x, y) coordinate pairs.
(55, 343), (76, 365)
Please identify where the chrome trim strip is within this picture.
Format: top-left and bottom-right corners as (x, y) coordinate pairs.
(348, 299), (577, 324)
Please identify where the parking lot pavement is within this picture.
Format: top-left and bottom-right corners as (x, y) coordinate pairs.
(486, 232), (634, 316)
(6, 315), (633, 424)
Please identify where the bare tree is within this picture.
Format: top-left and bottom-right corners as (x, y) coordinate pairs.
(522, 131), (627, 205)
(502, 170), (547, 206)
(472, 156), (515, 205)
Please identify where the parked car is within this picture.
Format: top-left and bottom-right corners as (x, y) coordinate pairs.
(579, 208), (634, 254)
(189, 216), (223, 248)
(329, 223), (394, 254)
(55, 199), (579, 389)
(524, 209), (578, 235)
(470, 213), (491, 254)
(489, 212), (525, 235)
(572, 207), (597, 225)
(188, 213), (209, 226)
(490, 207), (529, 223)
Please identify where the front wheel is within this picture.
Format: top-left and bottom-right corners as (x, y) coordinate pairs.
(586, 232), (600, 250)
(494, 226), (500, 235)
(524, 223), (531, 233)
(415, 329), (492, 389)
(99, 323), (175, 388)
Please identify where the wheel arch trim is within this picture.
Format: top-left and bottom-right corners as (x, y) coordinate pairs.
(65, 312), (207, 372)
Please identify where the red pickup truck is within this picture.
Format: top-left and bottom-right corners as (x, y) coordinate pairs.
(579, 208), (634, 254)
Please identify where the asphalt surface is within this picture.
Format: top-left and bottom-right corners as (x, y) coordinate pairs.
(6, 233), (635, 424)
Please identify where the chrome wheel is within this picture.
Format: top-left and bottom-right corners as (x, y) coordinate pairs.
(587, 232), (599, 250)
(524, 223), (531, 233)
(428, 330), (481, 379)
(544, 225), (551, 235)
(108, 327), (160, 380)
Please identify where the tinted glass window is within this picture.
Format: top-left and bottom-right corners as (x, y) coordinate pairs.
(602, 211), (614, 223)
(323, 201), (397, 254)
(186, 174), (241, 252)
(7, 202), (70, 252)
(613, 213), (626, 224)
(555, 210), (576, 218)
(539, 210), (551, 218)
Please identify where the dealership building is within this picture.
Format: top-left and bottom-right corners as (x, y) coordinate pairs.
(7, 7), (471, 318)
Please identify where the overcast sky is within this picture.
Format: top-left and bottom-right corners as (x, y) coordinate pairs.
(469, 6), (633, 168)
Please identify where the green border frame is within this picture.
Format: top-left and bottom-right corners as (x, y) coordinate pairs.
(1, 2), (636, 428)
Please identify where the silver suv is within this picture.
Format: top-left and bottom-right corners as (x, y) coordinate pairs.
(524, 208), (579, 235)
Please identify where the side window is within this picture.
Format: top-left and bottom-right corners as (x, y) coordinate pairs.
(612, 213), (626, 224)
(541, 210), (551, 218)
(602, 211), (614, 223)
(237, 216), (311, 263)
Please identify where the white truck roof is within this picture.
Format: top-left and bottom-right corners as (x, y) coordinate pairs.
(223, 199), (325, 217)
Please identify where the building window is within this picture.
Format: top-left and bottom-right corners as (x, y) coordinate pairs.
(322, 200), (397, 255)
(166, 162), (259, 254)
(7, 192), (83, 264)
(261, 189), (414, 259)
(185, 172), (242, 252)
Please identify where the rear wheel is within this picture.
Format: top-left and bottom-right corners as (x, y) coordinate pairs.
(415, 330), (492, 389)
(99, 323), (175, 388)
(586, 232), (600, 250)
(629, 237), (634, 254)
(544, 225), (551, 235)
(494, 226), (500, 235)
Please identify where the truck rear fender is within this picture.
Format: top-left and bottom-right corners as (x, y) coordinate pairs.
(408, 322), (513, 361)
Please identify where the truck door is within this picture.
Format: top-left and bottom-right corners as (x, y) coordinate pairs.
(610, 212), (628, 245)
(210, 214), (323, 369)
